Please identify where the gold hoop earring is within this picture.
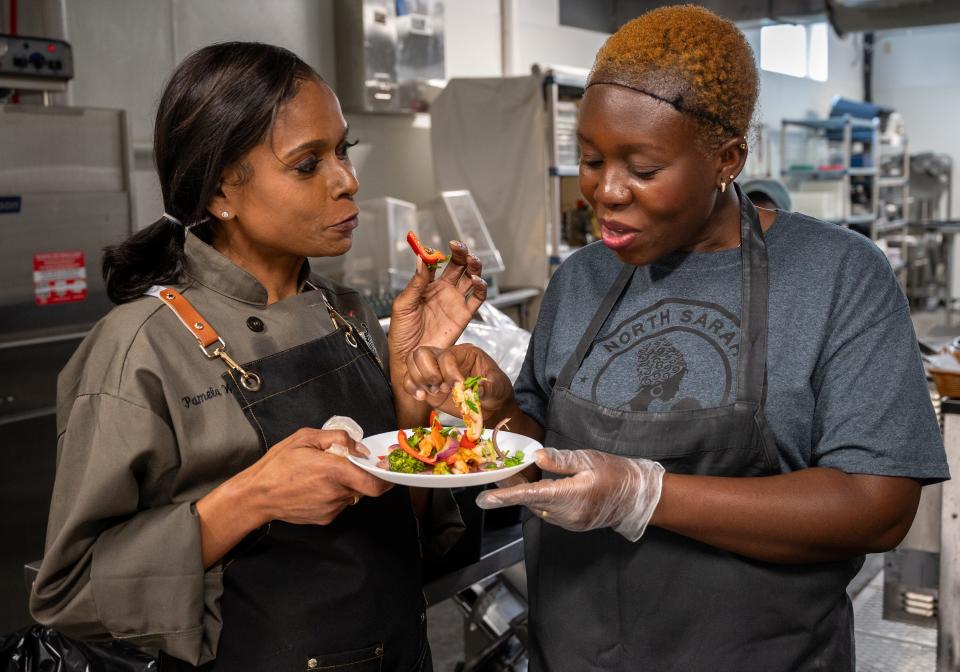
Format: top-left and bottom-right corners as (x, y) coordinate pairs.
(739, 143), (747, 150)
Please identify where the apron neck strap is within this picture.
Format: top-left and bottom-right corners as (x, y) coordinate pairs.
(734, 182), (770, 406)
(145, 285), (263, 391)
(555, 263), (636, 390)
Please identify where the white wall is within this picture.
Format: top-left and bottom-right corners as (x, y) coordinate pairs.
(514, 0), (608, 72)
(444, 0), (609, 78)
(873, 23), (960, 218)
(444, 0), (502, 77)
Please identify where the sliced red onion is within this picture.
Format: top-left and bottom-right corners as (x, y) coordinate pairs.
(491, 418), (511, 459)
(435, 435), (460, 462)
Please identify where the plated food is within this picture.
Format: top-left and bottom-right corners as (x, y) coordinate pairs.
(384, 377), (522, 475)
(349, 428), (540, 488)
(347, 376), (542, 487)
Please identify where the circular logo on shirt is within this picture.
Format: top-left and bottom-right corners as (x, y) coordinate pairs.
(586, 299), (741, 411)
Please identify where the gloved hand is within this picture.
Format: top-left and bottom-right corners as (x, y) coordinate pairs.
(476, 448), (666, 542)
(322, 415), (369, 458)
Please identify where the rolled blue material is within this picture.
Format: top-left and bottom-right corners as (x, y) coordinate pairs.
(827, 96), (893, 144)
(829, 96), (892, 121)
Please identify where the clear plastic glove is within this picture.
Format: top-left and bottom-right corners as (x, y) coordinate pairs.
(476, 447), (666, 542)
(322, 415), (368, 458)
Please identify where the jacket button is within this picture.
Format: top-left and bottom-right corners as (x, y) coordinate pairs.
(246, 316), (264, 332)
(307, 658), (318, 669)
(375, 646), (384, 656)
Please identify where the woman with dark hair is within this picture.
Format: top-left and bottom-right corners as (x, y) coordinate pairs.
(401, 6), (948, 671)
(30, 42), (483, 670)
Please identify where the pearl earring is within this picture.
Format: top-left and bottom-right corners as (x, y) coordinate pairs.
(221, 211), (229, 218)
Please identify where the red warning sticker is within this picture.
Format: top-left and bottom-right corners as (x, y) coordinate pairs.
(34, 251), (88, 306)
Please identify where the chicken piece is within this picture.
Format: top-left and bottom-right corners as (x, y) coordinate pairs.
(452, 377), (484, 441)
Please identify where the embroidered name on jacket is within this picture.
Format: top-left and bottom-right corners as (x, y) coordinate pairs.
(578, 298), (741, 412)
(182, 384), (232, 409)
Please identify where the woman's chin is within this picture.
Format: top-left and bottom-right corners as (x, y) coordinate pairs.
(308, 235), (353, 258)
(611, 244), (660, 267)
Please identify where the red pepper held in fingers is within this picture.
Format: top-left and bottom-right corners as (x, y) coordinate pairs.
(407, 230), (446, 268)
(399, 430), (437, 465)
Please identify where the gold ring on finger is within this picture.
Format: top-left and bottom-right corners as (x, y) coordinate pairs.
(540, 510), (549, 518)
(353, 495), (361, 506)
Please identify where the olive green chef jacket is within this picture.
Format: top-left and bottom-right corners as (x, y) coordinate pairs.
(30, 232), (409, 665)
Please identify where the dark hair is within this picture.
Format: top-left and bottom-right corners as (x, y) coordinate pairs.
(103, 42), (320, 304)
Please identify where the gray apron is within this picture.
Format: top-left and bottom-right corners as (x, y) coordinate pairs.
(524, 186), (861, 671)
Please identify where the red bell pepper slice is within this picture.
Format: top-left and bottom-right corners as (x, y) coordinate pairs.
(398, 430), (436, 465)
(407, 230), (447, 268)
(459, 433), (477, 451)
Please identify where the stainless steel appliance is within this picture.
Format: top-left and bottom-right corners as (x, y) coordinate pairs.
(334, 0), (444, 114)
(0, 102), (134, 633)
(0, 34), (73, 104)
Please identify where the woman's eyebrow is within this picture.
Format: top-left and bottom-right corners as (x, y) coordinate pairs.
(282, 127), (350, 159)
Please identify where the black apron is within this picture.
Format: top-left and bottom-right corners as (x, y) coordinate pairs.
(206, 291), (430, 671)
(524, 186), (861, 671)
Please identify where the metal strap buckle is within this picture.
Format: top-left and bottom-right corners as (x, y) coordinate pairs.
(199, 339), (262, 391)
(321, 294), (360, 350)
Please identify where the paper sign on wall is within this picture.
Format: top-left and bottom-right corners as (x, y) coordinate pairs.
(34, 251), (88, 305)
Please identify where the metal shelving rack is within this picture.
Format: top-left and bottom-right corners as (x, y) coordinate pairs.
(877, 134), (911, 237)
(780, 115), (882, 231)
(780, 115), (910, 241)
(539, 65), (587, 272)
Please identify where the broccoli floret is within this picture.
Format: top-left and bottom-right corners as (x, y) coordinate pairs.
(408, 427), (426, 448)
(432, 462), (451, 475)
(388, 449), (429, 474)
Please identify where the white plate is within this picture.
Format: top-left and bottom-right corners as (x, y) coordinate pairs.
(349, 429), (542, 488)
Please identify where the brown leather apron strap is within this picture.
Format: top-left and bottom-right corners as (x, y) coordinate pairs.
(146, 285), (263, 392)
(147, 286), (221, 349)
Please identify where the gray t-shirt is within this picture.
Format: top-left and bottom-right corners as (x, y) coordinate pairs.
(515, 210), (949, 481)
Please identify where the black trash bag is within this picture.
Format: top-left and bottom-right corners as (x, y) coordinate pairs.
(0, 625), (156, 672)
